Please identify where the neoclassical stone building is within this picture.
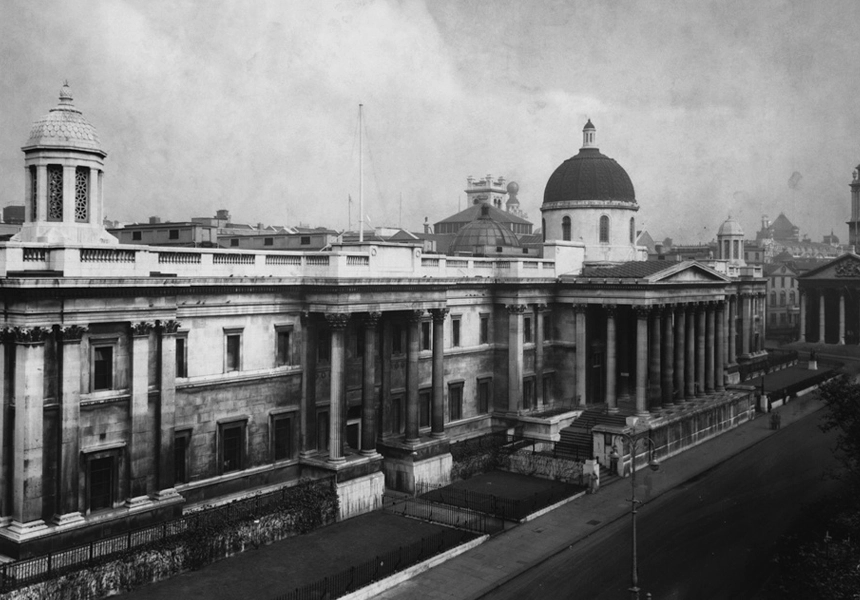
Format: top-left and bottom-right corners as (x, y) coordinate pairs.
(0, 89), (766, 558)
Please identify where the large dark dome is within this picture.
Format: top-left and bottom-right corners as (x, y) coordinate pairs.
(543, 148), (635, 205)
(450, 206), (521, 255)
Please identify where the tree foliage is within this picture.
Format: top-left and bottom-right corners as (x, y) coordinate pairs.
(818, 374), (860, 486)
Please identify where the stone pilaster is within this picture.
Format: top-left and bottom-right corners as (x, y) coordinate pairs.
(155, 320), (180, 500)
(661, 306), (675, 407)
(10, 326), (49, 535)
(405, 310), (423, 443)
(715, 302), (726, 392)
(799, 290), (807, 343)
(634, 307), (649, 417)
(430, 308), (448, 438)
(507, 304), (526, 413)
(839, 291), (846, 345)
(674, 306), (686, 403)
(128, 321), (154, 507)
(605, 305), (618, 413)
(361, 312), (381, 455)
(706, 304), (715, 393)
(534, 304), (547, 408)
(685, 305), (695, 400)
(326, 313), (350, 462)
(300, 312), (317, 457)
(648, 306), (662, 409)
(696, 305), (706, 397)
(742, 293), (753, 356)
(574, 304), (587, 406)
(55, 325), (87, 526)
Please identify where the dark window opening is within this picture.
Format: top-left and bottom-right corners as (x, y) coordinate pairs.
(176, 337), (187, 378)
(524, 317), (533, 344)
(448, 383), (463, 422)
(226, 334), (241, 371)
(88, 457), (114, 511)
(277, 330), (291, 365)
(392, 324), (403, 354)
(562, 216), (571, 241)
(221, 423), (243, 473)
(543, 313), (552, 341)
(230, 238), (239, 247)
(421, 321), (431, 351)
(523, 377), (535, 409)
(273, 416), (292, 461)
(479, 314), (489, 344)
(452, 318), (461, 347)
(317, 330), (331, 362)
(132, 231), (142, 241)
(264, 237), (273, 246)
(419, 390), (431, 428)
(93, 346), (113, 391)
(169, 229), (179, 240)
(300, 236), (311, 245)
(477, 378), (491, 414)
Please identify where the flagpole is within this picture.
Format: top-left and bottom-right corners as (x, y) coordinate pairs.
(359, 103), (364, 243)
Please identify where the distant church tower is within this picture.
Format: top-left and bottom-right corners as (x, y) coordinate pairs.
(465, 174), (507, 209)
(14, 83), (117, 245)
(849, 164), (860, 249)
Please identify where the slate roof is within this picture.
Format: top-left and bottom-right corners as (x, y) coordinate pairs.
(581, 261), (675, 279)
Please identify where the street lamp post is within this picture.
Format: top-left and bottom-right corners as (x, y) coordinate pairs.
(612, 433), (660, 600)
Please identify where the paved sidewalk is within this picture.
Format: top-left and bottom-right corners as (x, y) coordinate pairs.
(375, 394), (826, 600)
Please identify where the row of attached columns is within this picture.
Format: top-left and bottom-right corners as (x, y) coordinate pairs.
(799, 288), (858, 346)
(574, 302), (728, 414)
(1, 321), (178, 534)
(321, 309), (448, 464)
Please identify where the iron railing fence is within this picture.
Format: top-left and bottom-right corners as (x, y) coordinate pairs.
(383, 495), (504, 536)
(0, 476), (335, 593)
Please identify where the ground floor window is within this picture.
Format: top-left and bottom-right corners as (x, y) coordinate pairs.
(477, 377), (491, 414)
(523, 376), (535, 409)
(419, 389), (431, 428)
(272, 414), (293, 461)
(219, 420), (246, 474)
(448, 382), (463, 422)
(174, 430), (191, 484)
(88, 456), (115, 512)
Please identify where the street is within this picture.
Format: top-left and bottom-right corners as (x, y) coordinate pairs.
(481, 409), (841, 600)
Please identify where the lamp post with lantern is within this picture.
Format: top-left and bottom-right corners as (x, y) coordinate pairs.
(610, 433), (660, 600)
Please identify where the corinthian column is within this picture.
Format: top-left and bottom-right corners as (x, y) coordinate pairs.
(430, 308), (448, 438)
(361, 312), (381, 454)
(326, 313), (350, 462)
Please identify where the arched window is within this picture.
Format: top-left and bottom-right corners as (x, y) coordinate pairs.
(770, 291), (776, 306)
(733, 239), (740, 259)
(542, 219), (546, 242)
(779, 291), (786, 307)
(629, 218), (635, 244)
(599, 216), (609, 243)
(789, 290), (796, 306)
(562, 216), (571, 241)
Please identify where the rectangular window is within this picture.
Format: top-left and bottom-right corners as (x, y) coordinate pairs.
(392, 324), (403, 354)
(524, 317), (533, 344)
(479, 314), (489, 344)
(225, 330), (242, 372)
(543, 313), (552, 342)
(220, 421), (245, 473)
(448, 382), (463, 422)
(230, 238), (239, 247)
(276, 328), (291, 366)
(523, 377), (535, 409)
(419, 389), (431, 428)
(174, 430), (190, 484)
(300, 236), (311, 245)
(169, 229), (179, 240)
(317, 411), (329, 452)
(272, 415), (293, 461)
(132, 231), (142, 241)
(421, 321), (431, 351)
(264, 237), (274, 246)
(317, 330), (331, 362)
(452, 316), (461, 347)
(93, 345), (114, 391)
(176, 336), (188, 378)
(88, 456), (114, 511)
(543, 373), (554, 403)
(391, 397), (403, 434)
(477, 377), (491, 414)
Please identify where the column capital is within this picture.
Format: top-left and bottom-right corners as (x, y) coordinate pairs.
(430, 308), (449, 323)
(534, 303), (550, 312)
(157, 319), (181, 334)
(130, 321), (155, 337)
(506, 304), (528, 314)
(407, 309), (425, 323)
(325, 313), (351, 329)
(572, 303), (588, 314)
(605, 304), (619, 318)
(59, 325), (88, 342)
(364, 311), (382, 328)
(11, 326), (50, 344)
(634, 306), (650, 319)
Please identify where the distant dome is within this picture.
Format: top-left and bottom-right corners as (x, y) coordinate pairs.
(718, 217), (744, 236)
(506, 181), (519, 196)
(23, 83), (104, 154)
(450, 205), (521, 254)
(543, 121), (635, 205)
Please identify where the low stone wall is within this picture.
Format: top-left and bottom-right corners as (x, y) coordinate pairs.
(501, 446), (584, 484)
(336, 472), (385, 521)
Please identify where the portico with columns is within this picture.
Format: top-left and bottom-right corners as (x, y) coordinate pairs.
(797, 253), (860, 345)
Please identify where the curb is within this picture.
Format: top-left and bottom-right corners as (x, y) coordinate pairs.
(341, 533), (490, 600)
(466, 401), (825, 600)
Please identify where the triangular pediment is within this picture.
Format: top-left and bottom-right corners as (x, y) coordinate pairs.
(647, 261), (731, 284)
(799, 252), (860, 280)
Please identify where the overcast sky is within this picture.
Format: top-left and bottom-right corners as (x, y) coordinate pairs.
(1, 0), (859, 243)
